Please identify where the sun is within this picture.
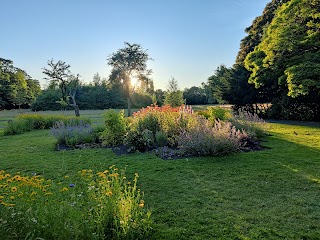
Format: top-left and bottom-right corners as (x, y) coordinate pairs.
(131, 76), (139, 87)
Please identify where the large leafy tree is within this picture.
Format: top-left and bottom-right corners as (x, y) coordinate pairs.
(43, 59), (81, 116)
(0, 58), (41, 109)
(236, 0), (291, 64)
(107, 42), (152, 116)
(245, 0), (320, 98)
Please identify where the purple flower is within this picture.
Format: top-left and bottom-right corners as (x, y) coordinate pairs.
(69, 183), (75, 188)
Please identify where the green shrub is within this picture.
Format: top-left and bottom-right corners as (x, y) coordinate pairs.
(0, 167), (152, 239)
(3, 114), (91, 136)
(125, 112), (161, 151)
(100, 110), (127, 146)
(196, 110), (211, 119)
(207, 106), (232, 121)
(136, 113), (161, 134)
(3, 119), (33, 135)
(125, 129), (155, 152)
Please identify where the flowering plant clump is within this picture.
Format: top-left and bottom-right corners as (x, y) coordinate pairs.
(50, 120), (95, 147)
(132, 104), (181, 117)
(127, 104), (196, 151)
(177, 117), (249, 156)
(231, 110), (268, 138)
(129, 104), (258, 157)
(0, 167), (152, 240)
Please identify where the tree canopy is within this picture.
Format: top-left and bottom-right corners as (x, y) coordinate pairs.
(244, 0), (320, 98)
(164, 78), (184, 107)
(0, 58), (41, 110)
(236, 0), (291, 64)
(43, 59), (81, 116)
(107, 42), (152, 116)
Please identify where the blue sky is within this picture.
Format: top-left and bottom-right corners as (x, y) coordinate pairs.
(2, 0), (270, 90)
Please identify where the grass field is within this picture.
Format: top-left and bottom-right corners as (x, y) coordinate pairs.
(0, 109), (319, 239)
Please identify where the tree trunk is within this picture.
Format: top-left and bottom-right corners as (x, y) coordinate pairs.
(127, 97), (131, 117)
(74, 105), (80, 117)
(70, 92), (80, 117)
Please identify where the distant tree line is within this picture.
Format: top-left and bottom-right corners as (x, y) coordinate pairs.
(0, 56), (217, 112)
(31, 73), (216, 112)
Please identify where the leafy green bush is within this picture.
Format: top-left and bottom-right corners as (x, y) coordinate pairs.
(50, 120), (95, 147)
(207, 106), (232, 121)
(0, 167), (152, 239)
(3, 114), (91, 135)
(196, 110), (211, 119)
(136, 113), (161, 134)
(3, 119), (33, 135)
(125, 112), (163, 151)
(125, 129), (155, 152)
(100, 110), (127, 146)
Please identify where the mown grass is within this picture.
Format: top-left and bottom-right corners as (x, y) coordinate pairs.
(0, 109), (319, 239)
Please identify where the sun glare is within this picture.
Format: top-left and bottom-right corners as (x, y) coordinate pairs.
(131, 76), (138, 87)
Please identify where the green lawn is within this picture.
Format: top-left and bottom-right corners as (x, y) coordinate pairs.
(0, 110), (319, 239)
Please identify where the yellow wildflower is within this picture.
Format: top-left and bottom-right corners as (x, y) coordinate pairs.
(139, 200), (145, 207)
(11, 187), (18, 192)
(106, 191), (113, 196)
(13, 175), (21, 181)
(61, 187), (68, 192)
(10, 196), (15, 200)
(109, 173), (119, 178)
(64, 175), (69, 179)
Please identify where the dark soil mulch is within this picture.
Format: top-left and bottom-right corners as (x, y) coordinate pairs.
(56, 137), (267, 159)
